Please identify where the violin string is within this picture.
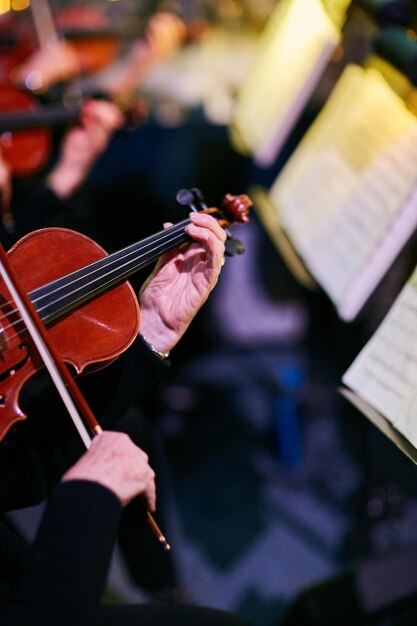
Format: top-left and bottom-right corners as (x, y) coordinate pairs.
(0, 222), (187, 336)
(0, 219), (191, 337)
(33, 229), (188, 321)
(0, 257), (93, 449)
(31, 217), (191, 310)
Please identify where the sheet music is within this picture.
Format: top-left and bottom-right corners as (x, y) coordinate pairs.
(343, 267), (417, 449)
(269, 64), (417, 320)
(229, 0), (341, 166)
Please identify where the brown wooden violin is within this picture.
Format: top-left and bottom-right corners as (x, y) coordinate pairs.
(0, 95), (149, 177)
(52, 4), (123, 76)
(0, 84), (52, 177)
(0, 189), (251, 442)
(0, 11), (36, 84)
(0, 10), (51, 178)
(0, 6), (197, 177)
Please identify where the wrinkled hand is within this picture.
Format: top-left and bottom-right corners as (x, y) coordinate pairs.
(46, 99), (124, 198)
(138, 211), (226, 354)
(62, 431), (156, 510)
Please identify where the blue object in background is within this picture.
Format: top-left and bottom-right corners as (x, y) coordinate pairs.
(274, 364), (305, 468)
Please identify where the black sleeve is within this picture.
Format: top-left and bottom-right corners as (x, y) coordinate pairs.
(2, 480), (121, 626)
(0, 335), (170, 510)
(96, 334), (171, 428)
(12, 183), (92, 237)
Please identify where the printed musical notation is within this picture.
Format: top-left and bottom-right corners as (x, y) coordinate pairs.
(229, 0), (343, 166)
(264, 63), (417, 321)
(343, 267), (417, 452)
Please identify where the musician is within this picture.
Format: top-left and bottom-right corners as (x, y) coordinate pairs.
(0, 163), (252, 625)
(1, 430), (251, 626)
(0, 97), (124, 247)
(0, 73), (252, 624)
(0, 86), (223, 601)
(11, 10), (188, 98)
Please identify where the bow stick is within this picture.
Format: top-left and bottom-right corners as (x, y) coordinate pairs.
(0, 241), (170, 551)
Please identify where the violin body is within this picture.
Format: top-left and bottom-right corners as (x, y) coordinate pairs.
(0, 84), (51, 176)
(0, 190), (251, 441)
(0, 228), (139, 440)
(54, 5), (122, 74)
(0, 11), (36, 82)
(0, 12), (51, 176)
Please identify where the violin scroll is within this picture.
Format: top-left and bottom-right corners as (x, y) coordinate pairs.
(218, 193), (252, 256)
(176, 187), (252, 226)
(175, 187), (252, 256)
(221, 193), (252, 227)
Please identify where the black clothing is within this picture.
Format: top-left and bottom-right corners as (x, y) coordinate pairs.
(0, 335), (168, 602)
(1, 174), (181, 597)
(0, 335), (169, 511)
(0, 169), (253, 626)
(1, 481), (251, 626)
(0, 338), (251, 625)
(2, 481), (120, 625)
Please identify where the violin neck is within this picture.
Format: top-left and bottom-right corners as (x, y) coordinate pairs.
(30, 219), (191, 325)
(0, 103), (81, 133)
(60, 22), (144, 42)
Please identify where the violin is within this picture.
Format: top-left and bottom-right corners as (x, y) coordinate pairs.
(0, 94), (148, 177)
(0, 83), (52, 177)
(13, 6), (197, 96)
(52, 5), (122, 76)
(0, 221), (166, 548)
(0, 11), (36, 85)
(0, 12), (52, 177)
(0, 8), (192, 177)
(0, 189), (251, 442)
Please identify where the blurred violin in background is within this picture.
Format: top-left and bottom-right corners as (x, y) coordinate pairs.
(0, 10), (36, 85)
(11, 1), (206, 95)
(0, 93), (149, 177)
(10, 0), (110, 93)
(0, 9), (50, 178)
(52, 4), (123, 75)
(0, 2), (207, 177)
(0, 83), (52, 177)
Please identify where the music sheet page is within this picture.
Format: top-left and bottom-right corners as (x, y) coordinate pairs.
(230, 0), (340, 165)
(269, 64), (417, 320)
(343, 267), (417, 450)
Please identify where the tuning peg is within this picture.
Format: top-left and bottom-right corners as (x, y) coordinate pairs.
(225, 235), (245, 256)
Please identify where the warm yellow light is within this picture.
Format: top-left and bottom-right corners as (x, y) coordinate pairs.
(365, 54), (413, 102)
(267, 63), (417, 321)
(321, 0), (352, 28)
(12, 0), (30, 11)
(230, 0), (350, 166)
(0, 0), (11, 15)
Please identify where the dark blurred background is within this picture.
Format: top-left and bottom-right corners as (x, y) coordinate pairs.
(5, 1), (417, 625)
